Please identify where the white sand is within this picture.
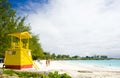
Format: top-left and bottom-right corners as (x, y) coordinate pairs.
(1, 61), (120, 78)
(31, 60), (120, 78)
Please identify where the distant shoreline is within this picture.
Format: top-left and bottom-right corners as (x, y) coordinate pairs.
(56, 60), (120, 68)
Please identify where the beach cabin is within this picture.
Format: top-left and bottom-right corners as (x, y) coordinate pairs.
(4, 32), (33, 69)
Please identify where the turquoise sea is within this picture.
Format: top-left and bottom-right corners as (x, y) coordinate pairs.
(64, 60), (120, 68)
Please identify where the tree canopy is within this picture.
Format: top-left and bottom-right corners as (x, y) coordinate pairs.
(0, 0), (44, 59)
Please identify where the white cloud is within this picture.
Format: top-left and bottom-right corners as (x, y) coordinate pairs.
(22, 0), (120, 57)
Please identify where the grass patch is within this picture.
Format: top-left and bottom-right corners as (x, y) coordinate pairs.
(1, 69), (71, 78)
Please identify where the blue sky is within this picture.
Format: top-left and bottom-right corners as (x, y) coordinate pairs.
(8, 0), (48, 14)
(8, 0), (120, 58)
(8, 0), (28, 8)
(8, 0), (48, 7)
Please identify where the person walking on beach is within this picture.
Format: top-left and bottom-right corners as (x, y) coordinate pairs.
(46, 59), (50, 66)
(48, 59), (50, 65)
(46, 60), (48, 66)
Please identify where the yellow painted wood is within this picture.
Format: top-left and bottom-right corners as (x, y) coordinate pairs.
(8, 32), (32, 39)
(4, 32), (37, 69)
(33, 62), (39, 70)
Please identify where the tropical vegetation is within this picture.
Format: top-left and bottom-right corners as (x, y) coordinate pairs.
(0, 69), (71, 78)
(0, 0), (44, 60)
(43, 52), (110, 60)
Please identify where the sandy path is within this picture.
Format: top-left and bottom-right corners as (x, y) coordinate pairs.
(30, 60), (120, 78)
(2, 60), (119, 78)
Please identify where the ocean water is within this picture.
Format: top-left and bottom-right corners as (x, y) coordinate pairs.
(65, 60), (120, 68)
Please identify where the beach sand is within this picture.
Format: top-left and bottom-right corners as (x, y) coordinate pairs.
(1, 60), (120, 78)
(30, 60), (120, 78)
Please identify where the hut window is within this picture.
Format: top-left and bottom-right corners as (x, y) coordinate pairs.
(8, 50), (16, 55)
(12, 51), (16, 55)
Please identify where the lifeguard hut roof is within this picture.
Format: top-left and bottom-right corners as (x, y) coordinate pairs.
(8, 32), (32, 39)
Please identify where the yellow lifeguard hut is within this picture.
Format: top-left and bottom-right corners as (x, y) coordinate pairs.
(4, 32), (35, 69)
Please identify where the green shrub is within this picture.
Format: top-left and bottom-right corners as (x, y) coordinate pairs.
(3, 69), (15, 76)
(15, 71), (41, 77)
(60, 73), (71, 78)
(40, 74), (49, 78)
(48, 71), (71, 78)
(48, 71), (59, 78)
(2, 69), (71, 78)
